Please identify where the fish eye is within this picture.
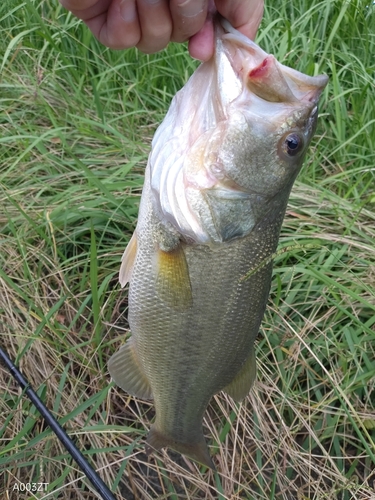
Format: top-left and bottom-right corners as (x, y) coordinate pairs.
(281, 133), (304, 157)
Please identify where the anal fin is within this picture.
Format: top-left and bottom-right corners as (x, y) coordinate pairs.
(119, 232), (138, 287)
(155, 245), (192, 310)
(108, 338), (153, 400)
(223, 349), (257, 402)
(145, 426), (215, 470)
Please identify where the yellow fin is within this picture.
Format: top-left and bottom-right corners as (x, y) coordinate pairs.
(155, 246), (192, 310)
(223, 349), (257, 402)
(108, 338), (153, 400)
(119, 232), (138, 288)
(145, 426), (215, 470)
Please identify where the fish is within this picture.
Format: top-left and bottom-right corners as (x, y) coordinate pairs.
(109, 16), (328, 470)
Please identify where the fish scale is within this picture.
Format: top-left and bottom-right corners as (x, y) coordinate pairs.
(109, 15), (328, 469)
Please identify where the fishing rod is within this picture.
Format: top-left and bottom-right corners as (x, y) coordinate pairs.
(0, 347), (117, 500)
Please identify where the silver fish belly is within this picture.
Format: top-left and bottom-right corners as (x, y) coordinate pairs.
(109, 16), (328, 469)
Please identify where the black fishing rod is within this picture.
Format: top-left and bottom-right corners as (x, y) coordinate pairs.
(0, 347), (117, 500)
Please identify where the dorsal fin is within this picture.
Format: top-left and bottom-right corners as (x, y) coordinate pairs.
(119, 232), (138, 288)
(108, 338), (153, 400)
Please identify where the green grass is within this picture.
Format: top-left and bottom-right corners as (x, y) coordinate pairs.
(1, 0), (375, 498)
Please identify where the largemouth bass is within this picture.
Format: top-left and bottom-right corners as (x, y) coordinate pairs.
(109, 17), (328, 469)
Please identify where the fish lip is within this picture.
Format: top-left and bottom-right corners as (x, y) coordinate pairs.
(219, 15), (268, 58)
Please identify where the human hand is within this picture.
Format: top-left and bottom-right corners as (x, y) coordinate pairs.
(58, 0), (264, 60)
(189, 0), (264, 60)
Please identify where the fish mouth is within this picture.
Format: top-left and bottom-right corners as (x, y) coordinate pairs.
(219, 16), (328, 106)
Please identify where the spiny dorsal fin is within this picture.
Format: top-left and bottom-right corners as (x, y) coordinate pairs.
(222, 349), (257, 402)
(108, 338), (153, 400)
(119, 232), (138, 288)
(155, 245), (193, 311)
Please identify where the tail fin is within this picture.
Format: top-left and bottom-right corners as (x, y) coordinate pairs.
(145, 426), (215, 470)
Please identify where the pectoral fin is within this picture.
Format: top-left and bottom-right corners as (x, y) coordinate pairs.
(155, 245), (192, 310)
(223, 349), (257, 402)
(108, 338), (153, 400)
(119, 232), (138, 288)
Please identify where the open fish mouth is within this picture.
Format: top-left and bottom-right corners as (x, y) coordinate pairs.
(219, 16), (328, 106)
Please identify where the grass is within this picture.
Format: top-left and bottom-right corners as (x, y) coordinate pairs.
(0, 0), (374, 498)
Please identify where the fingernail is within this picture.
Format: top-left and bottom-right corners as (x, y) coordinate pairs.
(176, 0), (205, 18)
(120, 0), (137, 22)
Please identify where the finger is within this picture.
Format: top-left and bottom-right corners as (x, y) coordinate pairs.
(59, 0), (104, 12)
(135, 0), (172, 53)
(60, 0), (142, 49)
(188, 11), (214, 61)
(215, 0), (264, 40)
(169, 0), (208, 43)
